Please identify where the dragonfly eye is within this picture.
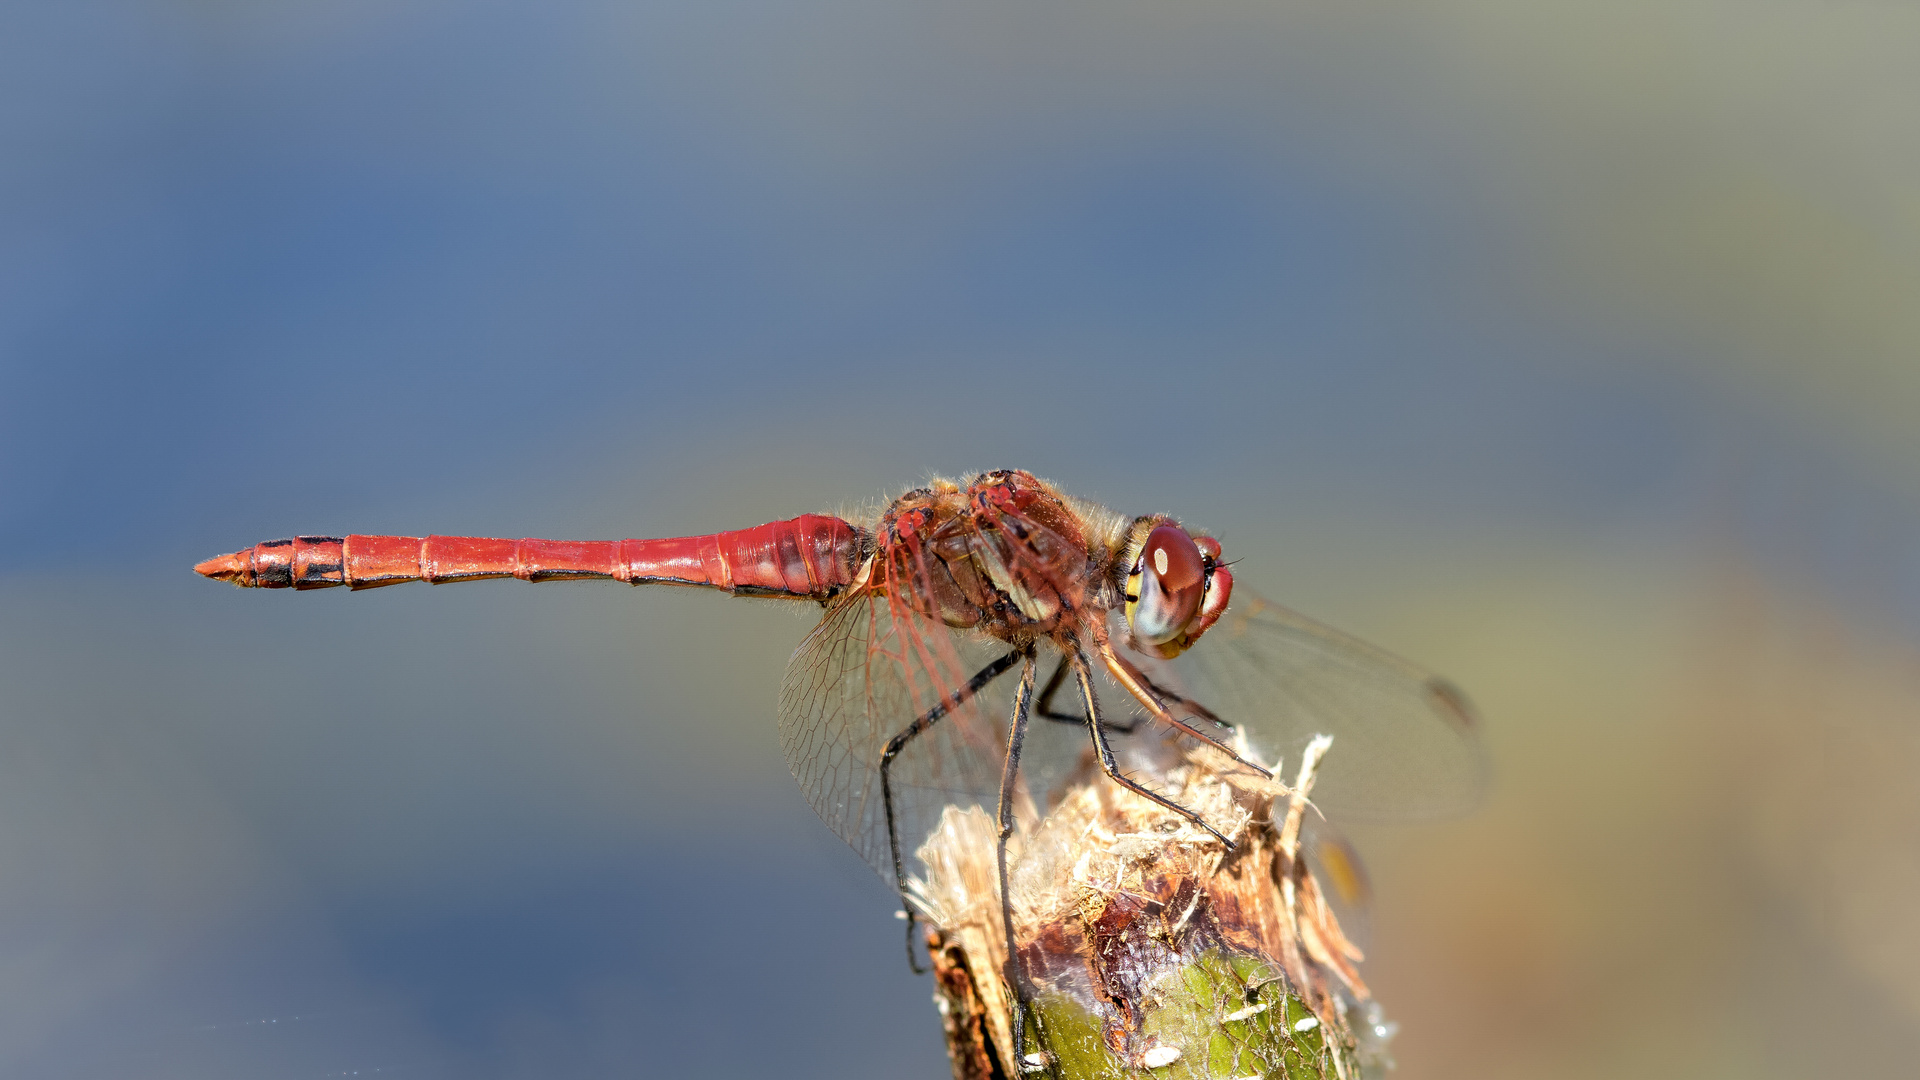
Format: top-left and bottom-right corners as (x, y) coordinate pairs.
(1126, 525), (1207, 652)
(1188, 541), (1232, 643)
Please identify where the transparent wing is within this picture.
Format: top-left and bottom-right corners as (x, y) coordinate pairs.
(777, 587), (1024, 884)
(1301, 817), (1374, 952)
(1173, 590), (1489, 821)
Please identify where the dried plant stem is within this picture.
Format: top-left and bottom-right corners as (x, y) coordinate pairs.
(910, 735), (1383, 1080)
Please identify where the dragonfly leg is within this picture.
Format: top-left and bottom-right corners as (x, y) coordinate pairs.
(1131, 668), (1230, 736)
(998, 649), (1041, 1073)
(1036, 655), (1138, 733)
(1072, 650), (1233, 847)
(1098, 641), (1272, 780)
(881, 649), (1024, 975)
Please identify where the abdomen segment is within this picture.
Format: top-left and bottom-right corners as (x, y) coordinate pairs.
(194, 515), (866, 599)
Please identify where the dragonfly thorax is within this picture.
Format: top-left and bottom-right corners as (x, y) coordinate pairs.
(879, 470), (1102, 641)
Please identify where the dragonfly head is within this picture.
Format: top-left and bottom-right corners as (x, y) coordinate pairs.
(1123, 521), (1234, 658)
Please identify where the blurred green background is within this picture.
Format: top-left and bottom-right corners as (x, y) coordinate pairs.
(4, 2), (1918, 1077)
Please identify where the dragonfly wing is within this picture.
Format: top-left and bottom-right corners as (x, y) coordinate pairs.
(1174, 590), (1489, 821)
(777, 588), (1021, 884)
(1301, 816), (1374, 953)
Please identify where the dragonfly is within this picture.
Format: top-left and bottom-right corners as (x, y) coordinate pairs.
(196, 468), (1484, 1055)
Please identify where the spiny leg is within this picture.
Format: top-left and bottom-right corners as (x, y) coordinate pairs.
(998, 649), (1040, 1072)
(1130, 666), (1229, 736)
(1071, 650), (1233, 846)
(881, 649), (1023, 974)
(1099, 641), (1272, 781)
(1036, 655), (1139, 733)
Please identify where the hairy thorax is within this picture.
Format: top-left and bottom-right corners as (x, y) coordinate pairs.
(878, 470), (1111, 643)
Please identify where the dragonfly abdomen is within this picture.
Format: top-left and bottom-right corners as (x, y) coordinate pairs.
(193, 515), (867, 599)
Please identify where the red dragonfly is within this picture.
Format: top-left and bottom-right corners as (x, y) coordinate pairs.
(196, 469), (1482, 1043)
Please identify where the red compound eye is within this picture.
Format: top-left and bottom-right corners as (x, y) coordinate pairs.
(1128, 525), (1206, 647)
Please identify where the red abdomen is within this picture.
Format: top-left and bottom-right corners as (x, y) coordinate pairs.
(195, 515), (867, 600)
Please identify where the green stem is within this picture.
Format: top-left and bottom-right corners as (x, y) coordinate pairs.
(1022, 949), (1350, 1079)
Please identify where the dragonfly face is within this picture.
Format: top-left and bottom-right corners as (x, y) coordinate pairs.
(1123, 521), (1234, 659)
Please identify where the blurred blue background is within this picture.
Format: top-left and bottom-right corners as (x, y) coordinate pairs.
(4, 2), (1919, 1077)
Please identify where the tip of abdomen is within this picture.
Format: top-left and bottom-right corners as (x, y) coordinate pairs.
(193, 536), (346, 588)
(195, 549), (253, 585)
